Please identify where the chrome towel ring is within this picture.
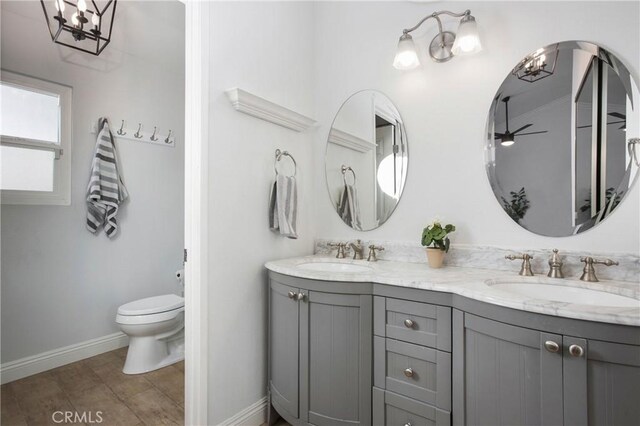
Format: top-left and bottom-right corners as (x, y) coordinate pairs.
(275, 149), (297, 177)
(342, 165), (356, 185)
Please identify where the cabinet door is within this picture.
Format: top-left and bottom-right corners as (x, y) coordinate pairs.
(453, 311), (563, 426)
(269, 281), (300, 418)
(563, 337), (640, 426)
(300, 291), (372, 426)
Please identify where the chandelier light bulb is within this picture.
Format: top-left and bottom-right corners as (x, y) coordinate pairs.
(77, 0), (87, 12)
(71, 11), (79, 25)
(92, 12), (100, 26)
(54, 0), (65, 12)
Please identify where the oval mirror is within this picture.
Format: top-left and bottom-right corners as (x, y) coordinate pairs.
(485, 41), (639, 237)
(325, 90), (408, 231)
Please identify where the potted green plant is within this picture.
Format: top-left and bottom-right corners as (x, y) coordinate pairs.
(421, 219), (456, 268)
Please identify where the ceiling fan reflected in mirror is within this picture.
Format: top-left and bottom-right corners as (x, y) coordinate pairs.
(494, 96), (549, 146)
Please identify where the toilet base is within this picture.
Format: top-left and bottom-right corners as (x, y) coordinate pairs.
(122, 328), (184, 375)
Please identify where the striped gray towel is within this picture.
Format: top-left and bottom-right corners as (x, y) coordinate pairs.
(86, 118), (129, 238)
(337, 183), (361, 231)
(269, 174), (298, 239)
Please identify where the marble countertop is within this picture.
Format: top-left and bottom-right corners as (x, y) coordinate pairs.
(265, 256), (640, 326)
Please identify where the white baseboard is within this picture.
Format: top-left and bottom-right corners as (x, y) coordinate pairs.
(0, 332), (129, 384)
(219, 396), (268, 426)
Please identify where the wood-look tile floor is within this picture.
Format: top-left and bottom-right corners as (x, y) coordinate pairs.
(1, 347), (184, 426)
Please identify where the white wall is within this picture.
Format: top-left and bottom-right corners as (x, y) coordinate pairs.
(312, 1), (640, 254)
(206, 2), (316, 423)
(0, 1), (185, 363)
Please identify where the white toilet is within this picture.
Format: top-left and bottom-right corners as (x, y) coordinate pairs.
(116, 294), (185, 374)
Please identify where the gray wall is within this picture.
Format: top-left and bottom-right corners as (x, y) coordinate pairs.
(495, 96), (573, 236)
(0, 1), (185, 363)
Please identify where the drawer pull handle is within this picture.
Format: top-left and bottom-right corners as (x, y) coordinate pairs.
(404, 319), (415, 328)
(569, 344), (584, 357)
(544, 340), (560, 353)
(403, 368), (414, 378)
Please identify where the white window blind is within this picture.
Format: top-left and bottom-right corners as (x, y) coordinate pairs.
(0, 71), (72, 205)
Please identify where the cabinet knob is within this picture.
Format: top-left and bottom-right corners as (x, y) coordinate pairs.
(404, 423), (412, 426)
(544, 340), (560, 353)
(294, 292), (306, 302)
(569, 344), (584, 357)
(287, 291), (296, 299)
(403, 368), (414, 378)
(404, 319), (415, 329)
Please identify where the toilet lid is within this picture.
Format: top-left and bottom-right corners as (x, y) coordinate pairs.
(118, 294), (184, 316)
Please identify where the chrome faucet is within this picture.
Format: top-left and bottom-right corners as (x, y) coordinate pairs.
(349, 239), (364, 260)
(579, 257), (619, 282)
(505, 253), (534, 276)
(367, 245), (385, 262)
(547, 249), (564, 278)
(328, 242), (348, 259)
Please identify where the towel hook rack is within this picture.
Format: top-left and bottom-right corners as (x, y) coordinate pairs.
(165, 130), (173, 144)
(117, 120), (127, 136)
(275, 149), (297, 177)
(150, 126), (159, 141)
(342, 165), (356, 185)
(134, 123), (143, 139)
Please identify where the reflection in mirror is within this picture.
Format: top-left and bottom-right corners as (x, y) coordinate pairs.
(326, 91), (408, 231)
(485, 41), (639, 237)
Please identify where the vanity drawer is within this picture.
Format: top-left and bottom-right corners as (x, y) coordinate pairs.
(373, 387), (451, 426)
(374, 336), (451, 410)
(374, 297), (451, 351)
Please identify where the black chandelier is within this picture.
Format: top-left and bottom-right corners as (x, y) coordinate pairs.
(40, 0), (117, 56)
(512, 43), (560, 83)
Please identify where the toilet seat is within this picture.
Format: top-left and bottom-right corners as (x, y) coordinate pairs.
(116, 307), (184, 325)
(118, 294), (184, 316)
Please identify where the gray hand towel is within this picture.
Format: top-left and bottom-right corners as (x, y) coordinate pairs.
(269, 174), (298, 239)
(86, 117), (129, 238)
(337, 183), (361, 230)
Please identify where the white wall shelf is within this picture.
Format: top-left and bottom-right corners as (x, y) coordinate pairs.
(225, 88), (316, 132)
(328, 128), (376, 153)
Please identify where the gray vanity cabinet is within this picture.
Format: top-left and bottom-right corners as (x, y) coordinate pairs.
(453, 311), (563, 426)
(268, 274), (372, 426)
(563, 338), (640, 426)
(302, 291), (372, 425)
(453, 310), (640, 426)
(269, 281), (301, 419)
(269, 270), (639, 426)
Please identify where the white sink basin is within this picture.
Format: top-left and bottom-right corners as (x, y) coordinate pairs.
(296, 262), (373, 273)
(487, 280), (639, 308)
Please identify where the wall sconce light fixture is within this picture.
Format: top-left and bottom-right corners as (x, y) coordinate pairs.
(40, 0), (117, 56)
(512, 44), (560, 83)
(393, 9), (482, 70)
